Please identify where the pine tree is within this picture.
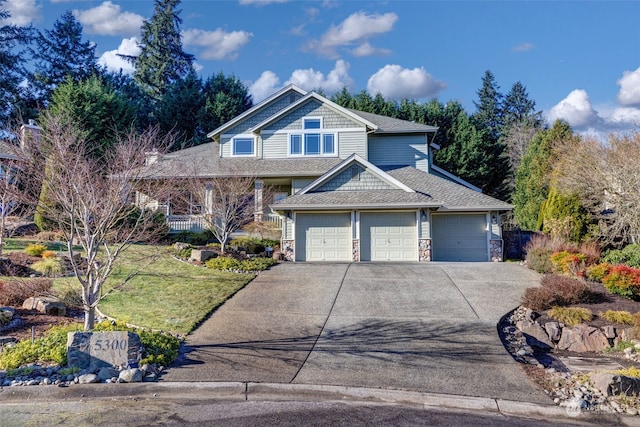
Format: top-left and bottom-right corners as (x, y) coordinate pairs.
(128, 0), (194, 103)
(156, 70), (205, 150)
(502, 81), (541, 129)
(0, 1), (32, 126)
(472, 70), (503, 141)
(30, 10), (97, 103)
(199, 72), (252, 135)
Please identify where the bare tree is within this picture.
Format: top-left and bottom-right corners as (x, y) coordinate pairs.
(185, 171), (255, 253)
(0, 157), (21, 255)
(16, 112), (174, 330)
(556, 131), (640, 246)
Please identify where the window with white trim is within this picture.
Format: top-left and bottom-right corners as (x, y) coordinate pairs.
(232, 136), (255, 156)
(289, 116), (336, 156)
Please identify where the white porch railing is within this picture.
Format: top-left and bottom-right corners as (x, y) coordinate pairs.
(166, 215), (206, 233)
(264, 211), (284, 230)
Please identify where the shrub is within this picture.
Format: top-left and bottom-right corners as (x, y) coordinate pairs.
(547, 306), (592, 326)
(602, 265), (640, 300)
(41, 250), (57, 259)
(599, 310), (634, 325)
(526, 247), (554, 274)
(170, 230), (214, 246)
(24, 243), (47, 257)
(603, 244), (640, 269)
(586, 263), (613, 282)
(0, 278), (52, 305)
(239, 257), (277, 271)
(229, 237), (265, 254)
(35, 231), (63, 241)
(521, 274), (590, 311)
(30, 257), (65, 277)
(205, 256), (241, 271)
(521, 286), (556, 311)
(550, 251), (587, 276)
(578, 241), (601, 266)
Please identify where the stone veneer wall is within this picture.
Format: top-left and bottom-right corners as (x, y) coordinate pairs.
(490, 239), (503, 262)
(352, 239), (360, 262)
(282, 240), (294, 261)
(419, 238), (431, 262)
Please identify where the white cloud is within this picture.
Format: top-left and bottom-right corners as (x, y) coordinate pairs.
(249, 71), (281, 103)
(239, 0), (289, 5)
(547, 89), (600, 129)
(249, 60), (354, 103)
(181, 28), (252, 60)
(73, 1), (143, 37)
(351, 42), (390, 57)
(307, 11), (397, 58)
(97, 37), (140, 74)
(617, 66), (640, 107)
(607, 107), (640, 127)
(286, 60), (353, 94)
(513, 42), (534, 52)
(2, 0), (41, 25)
(367, 65), (446, 100)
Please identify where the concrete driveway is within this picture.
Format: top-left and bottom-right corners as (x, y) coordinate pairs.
(162, 262), (550, 404)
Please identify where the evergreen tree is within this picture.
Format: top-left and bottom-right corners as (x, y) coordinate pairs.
(537, 185), (592, 242)
(156, 70), (205, 150)
(199, 71), (252, 135)
(513, 120), (575, 230)
(101, 69), (152, 131)
(127, 0), (194, 103)
(0, 1), (32, 126)
(501, 81), (542, 130)
(30, 11), (97, 103)
(331, 87), (356, 109)
(472, 70), (503, 141)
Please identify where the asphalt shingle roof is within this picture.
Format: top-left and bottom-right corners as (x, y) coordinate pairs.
(347, 109), (438, 134)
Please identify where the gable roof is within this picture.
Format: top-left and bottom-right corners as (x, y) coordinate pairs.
(206, 84), (307, 139)
(249, 91), (379, 133)
(347, 109), (439, 134)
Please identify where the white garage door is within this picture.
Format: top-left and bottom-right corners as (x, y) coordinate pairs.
(360, 212), (417, 262)
(296, 213), (351, 262)
(431, 214), (488, 262)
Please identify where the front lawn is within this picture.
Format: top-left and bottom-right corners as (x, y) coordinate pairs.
(50, 244), (255, 334)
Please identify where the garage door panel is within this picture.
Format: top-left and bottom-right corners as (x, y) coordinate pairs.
(361, 212), (417, 262)
(296, 213), (351, 262)
(432, 214), (488, 262)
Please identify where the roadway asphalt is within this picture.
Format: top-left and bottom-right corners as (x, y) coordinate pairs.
(161, 262), (550, 404)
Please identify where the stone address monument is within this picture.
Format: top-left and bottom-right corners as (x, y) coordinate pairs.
(67, 331), (143, 370)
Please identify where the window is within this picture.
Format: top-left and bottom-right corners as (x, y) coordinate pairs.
(233, 137), (254, 156)
(289, 116), (335, 156)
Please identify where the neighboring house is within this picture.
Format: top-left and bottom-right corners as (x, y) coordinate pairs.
(144, 85), (512, 262)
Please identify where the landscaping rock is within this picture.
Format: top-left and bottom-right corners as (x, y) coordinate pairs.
(77, 373), (100, 384)
(22, 296), (66, 316)
(173, 242), (191, 251)
(190, 249), (216, 262)
(590, 373), (640, 397)
(556, 325), (609, 353)
(544, 321), (562, 342)
(516, 320), (553, 349)
(118, 368), (143, 383)
(602, 325), (617, 339)
(97, 367), (120, 381)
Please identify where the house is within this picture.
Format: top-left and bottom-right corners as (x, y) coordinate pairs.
(144, 85), (512, 262)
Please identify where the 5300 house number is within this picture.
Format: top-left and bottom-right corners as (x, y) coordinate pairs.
(93, 338), (127, 352)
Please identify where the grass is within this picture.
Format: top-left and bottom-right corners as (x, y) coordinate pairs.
(54, 244), (254, 334)
(2, 239), (72, 253)
(547, 306), (593, 326)
(599, 310), (635, 325)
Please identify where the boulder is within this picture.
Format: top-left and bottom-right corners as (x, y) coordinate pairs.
(544, 321), (562, 342)
(77, 373), (100, 384)
(22, 296), (66, 316)
(173, 242), (191, 251)
(118, 368), (143, 383)
(557, 324), (609, 352)
(190, 249), (216, 262)
(602, 325), (617, 339)
(516, 320), (553, 349)
(97, 367), (120, 381)
(0, 307), (14, 323)
(591, 373), (640, 397)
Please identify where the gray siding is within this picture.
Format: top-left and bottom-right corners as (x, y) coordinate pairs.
(226, 92), (303, 135)
(262, 133), (288, 159)
(220, 136), (231, 157)
(368, 134), (429, 170)
(421, 209), (431, 239)
(316, 165), (394, 192)
(269, 100), (364, 131)
(292, 177), (316, 193)
(338, 130), (367, 159)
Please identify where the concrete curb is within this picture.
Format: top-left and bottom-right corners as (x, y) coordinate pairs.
(2, 381), (633, 424)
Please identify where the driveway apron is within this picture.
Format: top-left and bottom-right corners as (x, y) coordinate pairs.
(162, 262), (550, 404)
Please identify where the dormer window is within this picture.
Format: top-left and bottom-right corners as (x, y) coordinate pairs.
(232, 135), (255, 156)
(289, 116), (335, 156)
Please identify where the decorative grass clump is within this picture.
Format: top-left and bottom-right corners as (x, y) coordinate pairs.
(24, 243), (47, 257)
(547, 306), (592, 326)
(30, 257), (65, 277)
(599, 310), (634, 325)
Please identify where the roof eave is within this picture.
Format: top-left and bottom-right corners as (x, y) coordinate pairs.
(271, 202), (442, 211)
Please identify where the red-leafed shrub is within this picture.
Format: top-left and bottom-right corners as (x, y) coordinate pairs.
(602, 265), (640, 300)
(0, 278), (53, 306)
(521, 287), (556, 311)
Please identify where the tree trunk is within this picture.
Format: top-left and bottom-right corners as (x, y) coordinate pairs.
(84, 306), (96, 331)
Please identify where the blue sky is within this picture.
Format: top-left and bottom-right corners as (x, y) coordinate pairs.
(3, 0), (640, 134)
